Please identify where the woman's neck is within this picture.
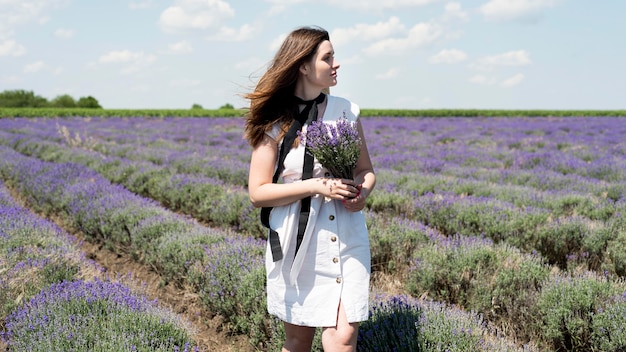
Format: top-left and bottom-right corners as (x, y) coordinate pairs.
(294, 83), (323, 102)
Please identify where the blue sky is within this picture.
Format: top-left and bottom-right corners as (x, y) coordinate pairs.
(1, 0), (624, 110)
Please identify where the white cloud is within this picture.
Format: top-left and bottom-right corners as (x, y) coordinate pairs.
(471, 50), (531, 70)
(469, 73), (525, 87)
(99, 50), (152, 63)
(443, 2), (468, 21)
(480, 0), (560, 22)
(0, 0), (68, 34)
(331, 17), (405, 47)
(269, 33), (288, 52)
(429, 49), (467, 63)
(469, 74), (497, 85)
(158, 0), (235, 33)
(483, 50), (531, 66)
(364, 22), (442, 56)
(22, 60), (63, 75)
(98, 50), (157, 74)
(501, 73), (525, 87)
(0, 0), (68, 57)
(376, 68), (400, 80)
(1, 75), (21, 84)
(168, 40), (193, 54)
(207, 24), (255, 41)
(0, 39), (26, 56)
(54, 28), (74, 39)
(24, 60), (46, 73)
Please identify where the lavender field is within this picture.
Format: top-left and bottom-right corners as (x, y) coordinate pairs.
(1, 115), (626, 351)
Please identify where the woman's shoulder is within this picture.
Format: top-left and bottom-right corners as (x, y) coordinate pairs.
(326, 95), (360, 122)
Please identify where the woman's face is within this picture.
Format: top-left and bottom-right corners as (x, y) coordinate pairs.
(301, 40), (340, 90)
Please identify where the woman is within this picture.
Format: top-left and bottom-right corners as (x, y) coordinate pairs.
(244, 26), (375, 352)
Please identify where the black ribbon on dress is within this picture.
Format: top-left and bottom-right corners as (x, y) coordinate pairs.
(261, 92), (326, 262)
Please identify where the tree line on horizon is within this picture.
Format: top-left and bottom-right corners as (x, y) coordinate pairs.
(0, 90), (239, 111)
(0, 90), (102, 109)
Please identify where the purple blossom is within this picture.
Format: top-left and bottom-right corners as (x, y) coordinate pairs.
(299, 117), (361, 179)
(3, 279), (198, 351)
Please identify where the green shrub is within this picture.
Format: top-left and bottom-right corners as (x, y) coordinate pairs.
(367, 212), (432, 274)
(419, 299), (527, 352)
(603, 230), (626, 277)
(591, 295), (626, 350)
(128, 214), (194, 256)
(407, 235), (499, 308)
(149, 227), (224, 285)
(535, 216), (589, 269)
(490, 252), (549, 341)
(536, 272), (624, 351)
(188, 237), (266, 338)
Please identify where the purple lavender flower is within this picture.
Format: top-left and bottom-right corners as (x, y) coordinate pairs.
(299, 117), (361, 179)
(3, 279), (197, 350)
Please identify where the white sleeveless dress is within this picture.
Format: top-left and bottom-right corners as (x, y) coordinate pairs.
(265, 95), (371, 327)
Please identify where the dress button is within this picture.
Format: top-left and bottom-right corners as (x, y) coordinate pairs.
(330, 236), (337, 242)
(336, 277), (342, 284)
(329, 215), (335, 221)
(332, 257), (339, 263)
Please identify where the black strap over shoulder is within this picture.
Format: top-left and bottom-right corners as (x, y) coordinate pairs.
(261, 93), (325, 262)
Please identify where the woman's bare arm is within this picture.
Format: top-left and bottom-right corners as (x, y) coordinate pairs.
(248, 135), (360, 208)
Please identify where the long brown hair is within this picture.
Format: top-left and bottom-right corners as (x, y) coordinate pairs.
(244, 26), (330, 148)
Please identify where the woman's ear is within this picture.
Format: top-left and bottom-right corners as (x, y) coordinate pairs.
(299, 63), (308, 75)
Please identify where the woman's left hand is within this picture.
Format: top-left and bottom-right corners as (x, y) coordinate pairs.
(342, 184), (366, 212)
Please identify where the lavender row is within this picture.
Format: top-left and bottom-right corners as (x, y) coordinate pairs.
(366, 116), (625, 179)
(0, 146), (271, 344)
(359, 294), (536, 352)
(0, 179), (86, 320)
(0, 117), (250, 186)
(367, 210), (626, 351)
(3, 280), (199, 351)
(0, 180), (198, 350)
(0, 129), (263, 236)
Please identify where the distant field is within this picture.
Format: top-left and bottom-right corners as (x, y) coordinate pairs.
(1, 107), (626, 118)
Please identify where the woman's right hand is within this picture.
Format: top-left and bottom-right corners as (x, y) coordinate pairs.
(312, 177), (360, 200)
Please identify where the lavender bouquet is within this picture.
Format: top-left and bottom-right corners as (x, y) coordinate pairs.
(299, 117), (361, 180)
